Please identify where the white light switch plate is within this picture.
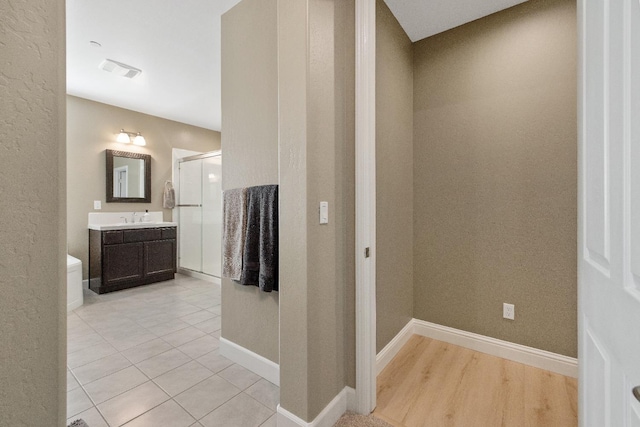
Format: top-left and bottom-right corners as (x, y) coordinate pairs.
(320, 201), (329, 224)
(94, 200), (102, 210)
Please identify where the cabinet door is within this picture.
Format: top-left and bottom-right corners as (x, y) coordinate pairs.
(145, 240), (176, 278)
(103, 243), (144, 285)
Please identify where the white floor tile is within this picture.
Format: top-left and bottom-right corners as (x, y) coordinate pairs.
(122, 400), (195, 427)
(83, 365), (149, 404)
(199, 393), (272, 427)
(218, 364), (261, 390)
(72, 353), (132, 385)
(153, 361), (214, 397)
(97, 381), (169, 427)
(136, 348), (192, 378)
(67, 387), (93, 419)
(67, 406), (109, 427)
(174, 376), (240, 420)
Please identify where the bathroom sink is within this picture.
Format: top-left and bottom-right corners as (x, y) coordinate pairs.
(88, 221), (178, 231)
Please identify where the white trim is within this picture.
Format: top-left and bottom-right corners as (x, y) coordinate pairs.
(276, 387), (355, 427)
(376, 319), (414, 375)
(82, 279), (89, 289)
(177, 268), (221, 285)
(412, 319), (578, 378)
(355, 0), (377, 415)
(219, 337), (279, 386)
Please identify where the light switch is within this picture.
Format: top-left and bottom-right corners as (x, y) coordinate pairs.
(320, 201), (329, 224)
(94, 200), (102, 210)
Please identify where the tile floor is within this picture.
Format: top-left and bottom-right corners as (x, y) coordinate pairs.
(67, 274), (278, 427)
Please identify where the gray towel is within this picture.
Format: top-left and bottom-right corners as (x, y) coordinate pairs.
(240, 185), (278, 292)
(222, 188), (247, 280)
(68, 420), (89, 427)
(163, 181), (175, 209)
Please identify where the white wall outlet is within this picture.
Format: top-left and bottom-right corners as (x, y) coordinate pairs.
(503, 303), (515, 320)
(94, 200), (102, 210)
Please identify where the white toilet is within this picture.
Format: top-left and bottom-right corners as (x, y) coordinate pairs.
(67, 255), (83, 312)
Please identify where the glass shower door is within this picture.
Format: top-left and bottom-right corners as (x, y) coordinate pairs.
(202, 155), (222, 277)
(178, 159), (203, 273)
(177, 153), (222, 278)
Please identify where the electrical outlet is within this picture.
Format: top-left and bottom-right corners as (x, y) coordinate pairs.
(94, 200), (102, 210)
(503, 303), (515, 320)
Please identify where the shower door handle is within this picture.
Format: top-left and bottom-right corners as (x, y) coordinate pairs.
(176, 204), (202, 207)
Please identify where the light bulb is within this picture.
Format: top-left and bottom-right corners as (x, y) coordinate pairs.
(117, 130), (130, 143)
(133, 133), (146, 146)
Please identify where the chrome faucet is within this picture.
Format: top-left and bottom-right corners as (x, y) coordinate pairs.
(131, 212), (138, 223)
(120, 216), (128, 224)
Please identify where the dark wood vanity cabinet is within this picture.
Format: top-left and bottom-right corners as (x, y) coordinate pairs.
(89, 227), (177, 294)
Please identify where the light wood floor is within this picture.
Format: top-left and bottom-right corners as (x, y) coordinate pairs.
(373, 335), (577, 427)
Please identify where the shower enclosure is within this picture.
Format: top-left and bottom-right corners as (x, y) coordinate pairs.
(177, 152), (222, 279)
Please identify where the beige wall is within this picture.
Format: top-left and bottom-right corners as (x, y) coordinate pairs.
(67, 96), (220, 278)
(413, 0), (577, 357)
(375, 0), (414, 353)
(221, 0), (280, 364)
(277, 0), (356, 421)
(0, 0), (66, 425)
(305, 0), (355, 417)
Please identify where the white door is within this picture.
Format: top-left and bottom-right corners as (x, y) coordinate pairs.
(114, 167), (128, 197)
(580, 0), (640, 425)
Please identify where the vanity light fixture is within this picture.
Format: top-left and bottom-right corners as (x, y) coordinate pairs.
(116, 129), (146, 146)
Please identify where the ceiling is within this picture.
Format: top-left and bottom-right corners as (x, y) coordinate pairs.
(66, 0), (241, 131)
(383, 0), (528, 42)
(66, 0), (526, 132)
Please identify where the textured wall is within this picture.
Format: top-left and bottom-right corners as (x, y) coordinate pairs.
(305, 0), (355, 418)
(0, 0), (66, 425)
(221, 0), (280, 364)
(278, 0), (356, 421)
(278, 0), (310, 416)
(413, 0), (577, 357)
(375, 0), (414, 353)
(67, 96), (220, 279)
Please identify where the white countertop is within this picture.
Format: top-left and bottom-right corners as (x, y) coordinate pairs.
(88, 221), (178, 231)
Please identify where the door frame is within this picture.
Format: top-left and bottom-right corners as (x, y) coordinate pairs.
(355, 0), (377, 415)
(113, 165), (128, 197)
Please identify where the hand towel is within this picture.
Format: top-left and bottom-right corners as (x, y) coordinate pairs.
(240, 185), (278, 292)
(163, 181), (176, 209)
(222, 188), (247, 280)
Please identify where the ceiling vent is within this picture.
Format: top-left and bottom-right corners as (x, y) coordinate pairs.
(99, 59), (142, 79)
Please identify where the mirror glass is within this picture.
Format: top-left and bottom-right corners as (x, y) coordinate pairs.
(106, 149), (151, 203)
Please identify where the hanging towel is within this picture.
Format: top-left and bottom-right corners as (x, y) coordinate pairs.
(222, 188), (247, 280)
(240, 185), (278, 292)
(163, 181), (176, 209)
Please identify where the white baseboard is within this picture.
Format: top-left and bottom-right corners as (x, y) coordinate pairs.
(277, 386), (355, 427)
(376, 319), (414, 375)
(219, 337), (279, 386)
(375, 319), (578, 378)
(177, 268), (221, 284)
(82, 279), (89, 289)
(412, 319), (578, 378)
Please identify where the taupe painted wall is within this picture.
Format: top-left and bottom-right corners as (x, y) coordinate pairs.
(277, 0), (356, 421)
(305, 0), (355, 417)
(0, 0), (66, 425)
(221, 0), (280, 364)
(413, 0), (577, 357)
(375, 0), (414, 353)
(67, 96), (220, 279)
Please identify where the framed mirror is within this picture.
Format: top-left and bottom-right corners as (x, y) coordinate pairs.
(106, 149), (151, 203)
